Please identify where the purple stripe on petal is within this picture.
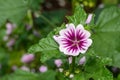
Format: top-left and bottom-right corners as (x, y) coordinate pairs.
(78, 41), (87, 49)
(61, 38), (73, 47)
(67, 45), (78, 53)
(64, 29), (75, 41)
(76, 30), (84, 40)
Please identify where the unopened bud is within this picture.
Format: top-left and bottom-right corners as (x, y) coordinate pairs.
(86, 14), (93, 24)
(54, 59), (62, 67)
(79, 56), (86, 65)
(68, 57), (72, 64)
(39, 65), (48, 73)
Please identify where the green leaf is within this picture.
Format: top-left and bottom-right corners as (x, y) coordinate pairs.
(116, 74), (120, 80)
(73, 54), (113, 80)
(86, 67), (113, 80)
(34, 10), (67, 37)
(84, 54), (113, 80)
(2, 70), (39, 80)
(0, 29), (6, 42)
(92, 6), (120, 67)
(28, 31), (62, 62)
(42, 9), (67, 25)
(38, 70), (56, 80)
(2, 70), (56, 80)
(0, 48), (8, 62)
(0, 0), (30, 26)
(67, 6), (87, 25)
(74, 72), (86, 80)
(30, 0), (44, 11)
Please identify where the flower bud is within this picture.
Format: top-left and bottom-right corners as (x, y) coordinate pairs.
(79, 56), (86, 65)
(6, 23), (15, 35)
(12, 65), (18, 71)
(21, 54), (34, 63)
(6, 38), (15, 48)
(39, 65), (48, 73)
(68, 57), (72, 64)
(21, 66), (30, 72)
(54, 59), (62, 67)
(86, 14), (93, 24)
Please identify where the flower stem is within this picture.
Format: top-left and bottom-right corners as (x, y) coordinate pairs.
(70, 56), (75, 73)
(39, 15), (56, 28)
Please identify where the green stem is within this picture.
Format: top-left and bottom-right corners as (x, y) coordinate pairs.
(70, 56), (75, 73)
(27, 10), (33, 26)
(39, 15), (56, 28)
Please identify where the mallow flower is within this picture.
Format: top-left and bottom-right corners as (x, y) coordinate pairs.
(53, 23), (92, 56)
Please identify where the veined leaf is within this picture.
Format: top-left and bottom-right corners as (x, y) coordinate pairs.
(84, 53), (113, 80)
(92, 6), (120, 67)
(1, 70), (56, 80)
(28, 31), (62, 62)
(66, 6), (87, 25)
(0, 0), (30, 26)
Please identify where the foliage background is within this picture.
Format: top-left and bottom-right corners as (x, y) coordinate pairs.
(0, 0), (120, 80)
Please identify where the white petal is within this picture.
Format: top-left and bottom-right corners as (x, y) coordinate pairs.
(66, 23), (75, 31)
(66, 23), (75, 28)
(59, 44), (80, 56)
(59, 45), (65, 53)
(80, 49), (87, 54)
(59, 23), (75, 39)
(86, 39), (92, 47)
(76, 24), (84, 30)
(64, 48), (80, 56)
(59, 29), (66, 36)
(53, 35), (59, 43)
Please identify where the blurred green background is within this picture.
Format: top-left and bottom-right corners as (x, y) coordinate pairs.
(0, 0), (120, 79)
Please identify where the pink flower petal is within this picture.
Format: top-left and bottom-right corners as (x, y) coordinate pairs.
(76, 24), (84, 30)
(59, 23), (75, 38)
(53, 35), (61, 44)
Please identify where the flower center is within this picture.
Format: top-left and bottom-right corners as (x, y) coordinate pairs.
(73, 40), (80, 45)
